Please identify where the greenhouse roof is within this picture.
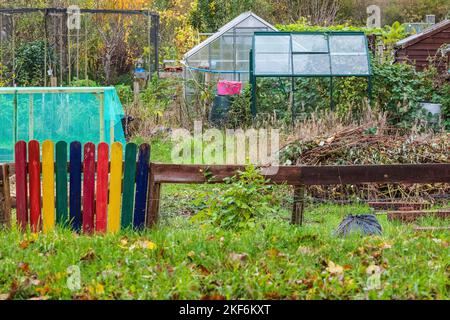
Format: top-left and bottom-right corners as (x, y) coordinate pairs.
(251, 31), (372, 77)
(183, 11), (277, 60)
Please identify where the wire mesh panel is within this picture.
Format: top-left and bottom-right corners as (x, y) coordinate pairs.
(0, 87), (126, 162)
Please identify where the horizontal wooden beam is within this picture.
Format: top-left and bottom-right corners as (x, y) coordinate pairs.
(368, 201), (431, 211)
(151, 163), (450, 186)
(414, 226), (450, 231)
(387, 210), (450, 222)
(2, 163), (449, 186)
(151, 164), (301, 184)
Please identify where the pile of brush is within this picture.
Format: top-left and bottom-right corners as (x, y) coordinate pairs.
(279, 124), (449, 201)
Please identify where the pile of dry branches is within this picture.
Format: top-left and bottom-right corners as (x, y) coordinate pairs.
(280, 123), (449, 201)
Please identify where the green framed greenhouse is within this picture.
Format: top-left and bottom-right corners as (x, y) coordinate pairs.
(249, 31), (373, 116)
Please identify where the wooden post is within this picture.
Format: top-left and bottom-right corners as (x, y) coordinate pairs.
(110, 119), (115, 145)
(0, 164), (12, 227)
(133, 81), (140, 100)
(292, 185), (305, 226)
(146, 167), (161, 228)
(50, 76), (58, 87)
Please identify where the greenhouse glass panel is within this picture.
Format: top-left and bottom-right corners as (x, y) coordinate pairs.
(235, 15), (268, 28)
(330, 55), (369, 75)
(292, 34), (328, 52)
(255, 54), (291, 74)
(329, 35), (366, 53)
(253, 32), (370, 76)
(293, 54), (331, 75)
(186, 48), (209, 68)
(254, 35), (290, 53)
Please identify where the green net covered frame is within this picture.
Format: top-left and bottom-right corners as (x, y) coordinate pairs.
(0, 87), (126, 162)
(249, 31), (373, 116)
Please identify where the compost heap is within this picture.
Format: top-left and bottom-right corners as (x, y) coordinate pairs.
(279, 125), (449, 202)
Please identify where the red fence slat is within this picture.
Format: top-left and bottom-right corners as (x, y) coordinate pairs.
(96, 143), (109, 233)
(28, 140), (41, 232)
(14, 141), (28, 231)
(82, 142), (96, 234)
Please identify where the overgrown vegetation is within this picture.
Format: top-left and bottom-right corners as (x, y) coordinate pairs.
(227, 59), (449, 130)
(192, 165), (280, 229)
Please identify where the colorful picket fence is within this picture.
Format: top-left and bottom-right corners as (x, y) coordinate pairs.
(14, 140), (150, 234)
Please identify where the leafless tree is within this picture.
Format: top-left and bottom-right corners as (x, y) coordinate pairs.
(97, 16), (126, 85)
(277, 0), (341, 25)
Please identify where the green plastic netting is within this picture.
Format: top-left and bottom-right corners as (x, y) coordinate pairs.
(0, 87), (126, 162)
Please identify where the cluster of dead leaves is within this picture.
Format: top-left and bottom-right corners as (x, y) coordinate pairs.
(0, 262), (49, 300)
(119, 238), (157, 251)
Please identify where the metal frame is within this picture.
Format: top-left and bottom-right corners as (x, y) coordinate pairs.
(250, 31), (373, 116)
(0, 8), (160, 82)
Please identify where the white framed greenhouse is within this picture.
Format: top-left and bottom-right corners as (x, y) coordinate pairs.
(182, 12), (277, 103)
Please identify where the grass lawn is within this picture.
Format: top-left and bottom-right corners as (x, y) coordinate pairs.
(0, 204), (448, 300)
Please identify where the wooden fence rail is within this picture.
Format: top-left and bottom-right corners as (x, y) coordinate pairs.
(0, 140), (449, 233)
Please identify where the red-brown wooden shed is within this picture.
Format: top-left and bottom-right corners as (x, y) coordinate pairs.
(395, 19), (450, 72)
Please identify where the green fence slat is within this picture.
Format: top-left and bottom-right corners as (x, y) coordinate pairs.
(55, 141), (68, 226)
(121, 143), (138, 228)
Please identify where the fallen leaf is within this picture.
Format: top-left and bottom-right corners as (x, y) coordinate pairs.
(19, 240), (31, 250)
(297, 246), (313, 255)
(29, 275), (41, 286)
(187, 251), (196, 258)
(80, 249), (96, 262)
(266, 248), (280, 258)
(28, 296), (49, 300)
(265, 292), (281, 299)
(201, 294), (225, 300)
(366, 265), (382, 275)
(229, 252), (248, 263)
(8, 281), (19, 300)
(95, 283), (105, 295)
(380, 243), (392, 250)
(326, 261), (344, 275)
(197, 264), (210, 275)
(138, 240), (157, 250)
(0, 293), (9, 300)
(18, 262), (30, 273)
(35, 286), (51, 296)
(343, 264), (352, 271)
(371, 251), (382, 259)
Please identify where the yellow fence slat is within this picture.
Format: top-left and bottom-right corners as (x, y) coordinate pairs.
(108, 142), (123, 233)
(42, 140), (55, 233)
